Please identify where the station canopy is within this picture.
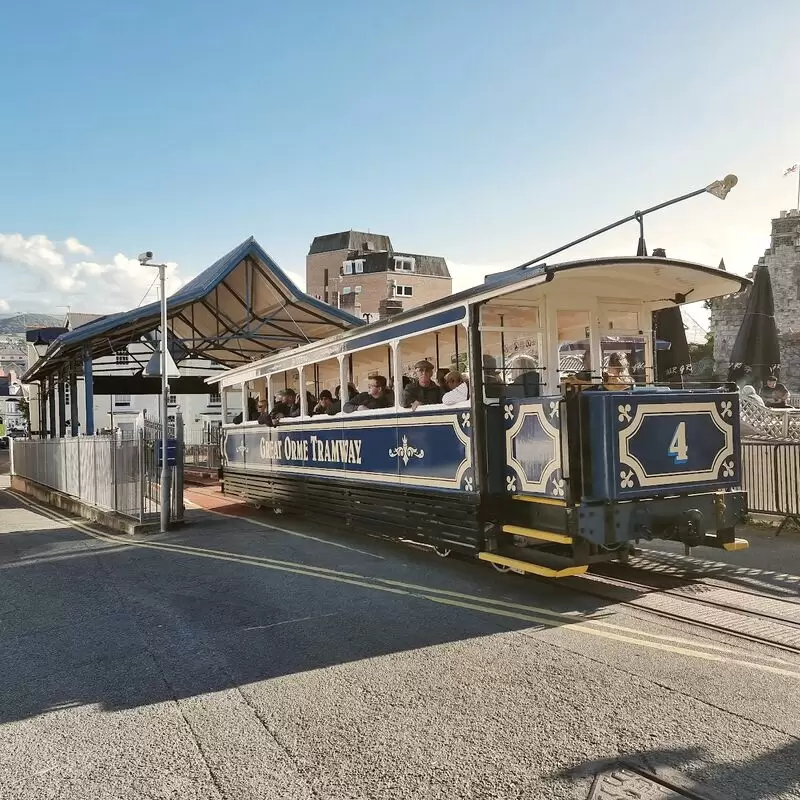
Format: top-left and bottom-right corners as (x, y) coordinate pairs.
(24, 237), (363, 382)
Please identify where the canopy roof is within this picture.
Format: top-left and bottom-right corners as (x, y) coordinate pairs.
(23, 237), (363, 382)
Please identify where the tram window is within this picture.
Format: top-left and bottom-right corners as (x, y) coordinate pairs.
(348, 345), (394, 407)
(606, 309), (639, 331)
(557, 310), (593, 379)
(222, 385), (242, 424)
(479, 304), (543, 399)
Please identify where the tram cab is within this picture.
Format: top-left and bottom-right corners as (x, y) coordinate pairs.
(213, 255), (750, 578)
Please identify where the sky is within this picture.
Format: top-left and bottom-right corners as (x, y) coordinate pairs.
(1, 0), (799, 329)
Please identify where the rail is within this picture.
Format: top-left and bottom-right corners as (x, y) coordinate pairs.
(740, 440), (800, 535)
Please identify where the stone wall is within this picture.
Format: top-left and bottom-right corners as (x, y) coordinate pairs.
(709, 209), (800, 392)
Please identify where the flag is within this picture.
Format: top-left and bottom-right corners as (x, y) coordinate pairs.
(784, 164), (799, 176)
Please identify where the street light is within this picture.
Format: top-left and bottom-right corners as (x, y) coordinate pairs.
(138, 250), (171, 534)
(32, 335), (49, 358)
(515, 174), (739, 270)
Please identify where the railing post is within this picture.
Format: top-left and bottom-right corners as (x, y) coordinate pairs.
(175, 411), (184, 521)
(138, 428), (145, 523)
(111, 435), (117, 512)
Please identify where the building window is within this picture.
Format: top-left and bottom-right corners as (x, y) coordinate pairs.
(354, 285), (362, 294)
(168, 394), (177, 406)
(115, 394), (131, 407)
(208, 392), (221, 406)
(394, 285), (413, 297)
(393, 257), (415, 272)
(342, 286), (352, 295)
(343, 261), (354, 275)
(354, 260), (364, 273)
(115, 351), (130, 365)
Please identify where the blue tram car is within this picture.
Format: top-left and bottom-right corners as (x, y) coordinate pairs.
(211, 255), (751, 578)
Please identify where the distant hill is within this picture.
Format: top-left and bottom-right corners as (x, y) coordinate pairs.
(0, 313), (62, 334)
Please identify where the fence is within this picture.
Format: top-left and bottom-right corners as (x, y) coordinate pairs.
(11, 412), (185, 525)
(741, 440), (800, 534)
(740, 397), (800, 441)
(183, 425), (221, 472)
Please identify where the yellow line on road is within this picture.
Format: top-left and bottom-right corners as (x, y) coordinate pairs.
(7, 490), (800, 679)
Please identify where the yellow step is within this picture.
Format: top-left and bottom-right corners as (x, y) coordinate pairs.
(512, 494), (566, 507)
(722, 538), (749, 551)
(478, 552), (588, 578)
(502, 524), (573, 545)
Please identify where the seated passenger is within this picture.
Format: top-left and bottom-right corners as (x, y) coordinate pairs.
(313, 390), (336, 415)
(741, 384), (766, 407)
(257, 398), (274, 427)
(442, 371), (469, 405)
(603, 353), (634, 391)
(271, 388), (301, 420)
(344, 375), (392, 412)
(233, 396), (259, 424)
(762, 376), (791, 408)
(401, 360), (443, 410)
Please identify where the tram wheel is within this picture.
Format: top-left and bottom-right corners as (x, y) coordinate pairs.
(433, 546), (453, 558)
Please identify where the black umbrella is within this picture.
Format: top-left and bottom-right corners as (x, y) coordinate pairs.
(654, 306), (692, 385)
(728, 265), (781, 385)
(651, 249), (692, 385)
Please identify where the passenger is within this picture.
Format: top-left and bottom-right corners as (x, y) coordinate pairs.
(436, 368), (449, 388)
(233, 396), (259, 424)
(344, 375), (392, 412)
(257, 398), (274, 427)
(313, 389), (336, 415)
(401, 359), (443, 410)
(271, 388), (301, 420)
(442, 371), (469, 405)
(603, 353), (634, 391)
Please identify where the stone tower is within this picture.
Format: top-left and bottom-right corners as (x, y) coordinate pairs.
(709, 209), (800, 391)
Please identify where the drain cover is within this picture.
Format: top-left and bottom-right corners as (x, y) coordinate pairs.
(588, 763), (715, 799)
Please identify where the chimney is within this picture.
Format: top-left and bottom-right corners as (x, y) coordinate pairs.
(379, 297), (404, 320)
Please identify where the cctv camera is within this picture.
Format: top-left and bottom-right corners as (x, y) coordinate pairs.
(138, 251), (154, 265)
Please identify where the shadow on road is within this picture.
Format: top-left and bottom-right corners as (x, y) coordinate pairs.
(0, 488), (621, 728)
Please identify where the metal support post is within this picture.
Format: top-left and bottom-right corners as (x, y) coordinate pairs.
(159, 263), (171, 533)
(69, 366), (79, 437)
(83, 351), (95, 435)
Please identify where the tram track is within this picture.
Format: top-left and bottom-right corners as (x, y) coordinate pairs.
(555, 562), (800, 656)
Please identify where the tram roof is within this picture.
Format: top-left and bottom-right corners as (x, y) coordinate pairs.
(22, 237), (364, 382)
(212, 255), (749, 385)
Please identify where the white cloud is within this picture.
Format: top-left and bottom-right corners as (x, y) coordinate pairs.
(0, 232), (187, 314)
(0, 233), (64, 270)
(64, 237), (92, 256)
(0, 299), (9, 312)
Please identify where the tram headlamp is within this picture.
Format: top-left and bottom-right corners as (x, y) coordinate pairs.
(705, 174), (738, 200)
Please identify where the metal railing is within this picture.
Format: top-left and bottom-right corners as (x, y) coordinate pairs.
(183, 426), (221, 471)
(11, 435), (145, 520)
(741, 440), (800, 534)
(10, 412), (185, 525)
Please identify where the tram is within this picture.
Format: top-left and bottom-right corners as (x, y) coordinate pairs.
(210, 254), (751, 578)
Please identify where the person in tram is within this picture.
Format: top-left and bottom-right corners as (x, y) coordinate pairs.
(441, 371), (469, 405)
(602, 352), (634, 391)
(402, 360), (443, 410)
(271, 388), (301, 420)
(344, 375), (392, 412)
(312, 390), (336, 415)
(257, 398), (274, 427)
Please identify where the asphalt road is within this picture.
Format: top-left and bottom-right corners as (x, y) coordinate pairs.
(1, 485), (799, 799)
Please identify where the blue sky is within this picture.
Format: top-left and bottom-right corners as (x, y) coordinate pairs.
(1, 0), (799, 321)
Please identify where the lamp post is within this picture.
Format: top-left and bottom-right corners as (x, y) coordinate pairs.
(138, 251), (171, 534)
(516, 174), (739, 270)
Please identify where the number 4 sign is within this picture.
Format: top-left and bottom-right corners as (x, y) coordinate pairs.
(668, 422), (688, 464)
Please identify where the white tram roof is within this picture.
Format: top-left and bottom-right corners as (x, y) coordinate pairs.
(210, 255), (749, 387)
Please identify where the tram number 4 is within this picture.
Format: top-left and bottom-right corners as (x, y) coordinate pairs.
(668, 422), (689, 464)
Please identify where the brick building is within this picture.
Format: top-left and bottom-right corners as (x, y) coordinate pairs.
(306, 230), (452, 322)
(709, 209), (800, 391)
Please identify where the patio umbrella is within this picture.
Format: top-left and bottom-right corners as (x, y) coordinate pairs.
(728, 265), (781, 385)
(654, 305), (692, 385)
(649, 249), (692, 385)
